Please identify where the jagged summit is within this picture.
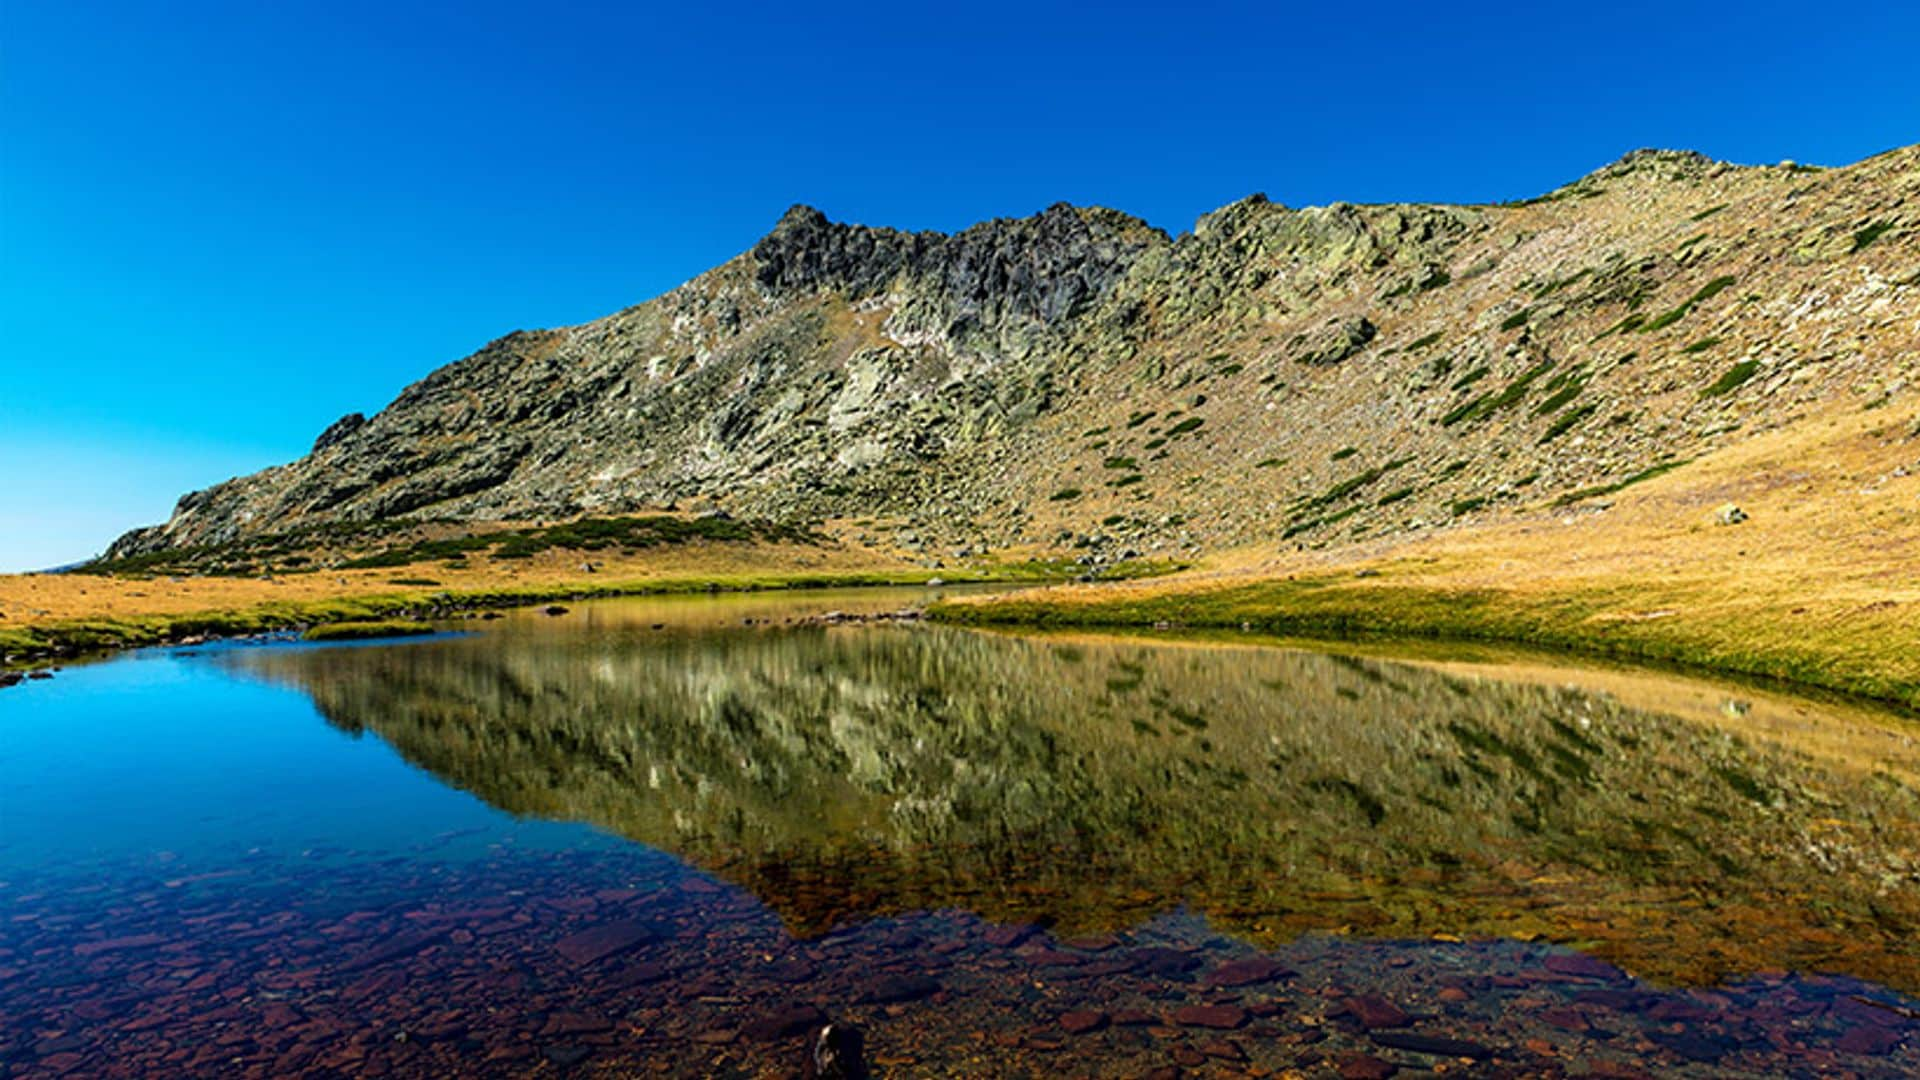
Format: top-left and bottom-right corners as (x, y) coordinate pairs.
(105, 144), (1916, 566)
(773, 203), (832, 231)
(1601, 147), (1722, 174)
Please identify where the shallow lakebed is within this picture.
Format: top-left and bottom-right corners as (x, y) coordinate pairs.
(3, 586), (1917, 1077)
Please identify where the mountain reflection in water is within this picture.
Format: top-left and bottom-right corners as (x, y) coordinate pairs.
(228, 611), (1920, 993)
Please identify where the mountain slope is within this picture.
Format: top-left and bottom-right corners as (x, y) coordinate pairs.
(107, 146), (1919, 565)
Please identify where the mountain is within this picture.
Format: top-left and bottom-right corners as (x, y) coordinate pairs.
(106, 146), (1918, 565)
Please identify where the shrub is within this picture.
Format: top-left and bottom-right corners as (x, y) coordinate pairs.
(1852, 221), (1893, 252)
(1552, 459), (1689, 506)
(1701, 360), (1760, 398)
(1538, 403), (1598, 443)
(1640, 275), (1736, 333)
(1451, 366), (1491, 391)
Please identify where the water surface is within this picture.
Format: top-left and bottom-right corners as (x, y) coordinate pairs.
(4, 587), (1917, 1077)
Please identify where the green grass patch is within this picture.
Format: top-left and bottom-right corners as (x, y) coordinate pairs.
(1442, 360), (1556, 427)
(1701, 360), (1761, 397)
(1049, 488), (1083, 502)
(1640, 275), (1735, 334)
(302, 620), (436, 642)
(1283, 503), (1365, 539)
(1499, 308), (1532, 331)
(1533, 376), (1586, 416)
(1451, 366), (1491, 391)
(1407, 331), (1444, 351)
(1330, 447), (1358, 461)
(1532, 268), (1592, 299)
(1681, 337), (1723, 354)
(1166, 417), (1205, 437)
(1594, 312), (1647, 340)
(1852, 221), (1893, 253)
(1539, 403), (1599, 444)
(1310, 460), (1410, 507)
(1553, 459), (1690, 506)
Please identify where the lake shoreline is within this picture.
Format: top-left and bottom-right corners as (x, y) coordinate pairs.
(0, 568), (1063, 674)
(929, 573), (1920, 716)
(10, 559), (1914, 720)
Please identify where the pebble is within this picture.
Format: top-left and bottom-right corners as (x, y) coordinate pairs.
(1208, 955), (1293, 987)
(1337, 1052), (1398, 1078)
(1343, 994), (1412, 1029)
(7, 838), (1916, 1078)
(741, 1003), (826, 1041)
(1368, 1031), (1492, 1059)
(1058, 1010), (1108, 1035)
(552, 919), (657, 967)
(1544, 953), (1628, 982)
(1173, 1004), (1249, 1029)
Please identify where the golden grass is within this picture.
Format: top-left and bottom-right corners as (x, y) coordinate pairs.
(0, 538), (900, 627)
(0, 540), (953, 664)
(937, 400), (1920, 709)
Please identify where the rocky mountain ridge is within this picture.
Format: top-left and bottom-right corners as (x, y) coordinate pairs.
(107, 145), (1919, 565)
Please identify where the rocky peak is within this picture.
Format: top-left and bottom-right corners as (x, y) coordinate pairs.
(1586, 148), (1725, 183)
(750, 205), (936, 300)
(312, 412), (366, 454)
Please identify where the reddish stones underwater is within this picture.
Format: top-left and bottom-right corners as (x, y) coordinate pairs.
(3, 838), (1916, 1079)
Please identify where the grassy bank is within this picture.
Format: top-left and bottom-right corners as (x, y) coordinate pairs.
(0, 559), (1177, 670)
(930, 573), (1920, 712)
(936, 405), (1920, 712)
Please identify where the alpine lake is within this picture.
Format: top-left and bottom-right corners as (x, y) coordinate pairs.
(4, 585), (1917, 1078)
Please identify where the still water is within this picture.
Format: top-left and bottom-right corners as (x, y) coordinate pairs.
(3, 587), (1917, 1077)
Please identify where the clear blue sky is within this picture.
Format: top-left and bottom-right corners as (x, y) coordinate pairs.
(3, 1), (1915, 570)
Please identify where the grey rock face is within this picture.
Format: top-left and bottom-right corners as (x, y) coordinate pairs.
(1293, 315), (1378, 366)
(312, 412), (366, 454)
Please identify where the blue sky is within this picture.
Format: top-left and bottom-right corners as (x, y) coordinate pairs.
(3, 1), (1915, 570)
